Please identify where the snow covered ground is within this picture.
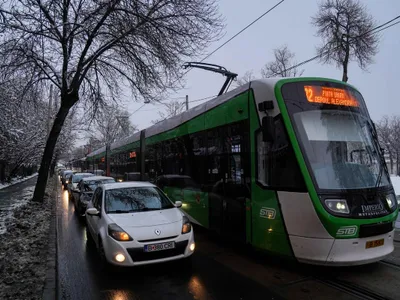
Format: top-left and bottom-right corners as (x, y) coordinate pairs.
(0, 173), (38, 190)
(0, 177), (54, 300)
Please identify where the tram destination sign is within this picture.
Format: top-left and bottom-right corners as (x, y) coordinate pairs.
(304, 86), (359, 107)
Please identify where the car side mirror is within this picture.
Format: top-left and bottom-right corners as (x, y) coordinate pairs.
(86, 208), (100, 216)
(175, 201), (183, 208)
(262, 116), (275, 142)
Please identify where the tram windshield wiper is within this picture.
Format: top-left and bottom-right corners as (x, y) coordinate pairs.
(365, 121), (385, 189)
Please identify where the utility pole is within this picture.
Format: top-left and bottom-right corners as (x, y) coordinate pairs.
(185, 95), (189, 111)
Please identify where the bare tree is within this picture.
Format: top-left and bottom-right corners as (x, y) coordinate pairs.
(152, 100), (186, 124)
(377, 116), (395, 174)
(234, 70), (255, 87)
(0, 0), (224, 202)
(89, 105), (137, 146)
(376, 115), (400, 175)
(261, 45), (304, 78)
(312, 0), (379, 82)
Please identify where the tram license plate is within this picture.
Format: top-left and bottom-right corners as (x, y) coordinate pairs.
(144, 242), (175, 252)
(365, 239), (384, 249)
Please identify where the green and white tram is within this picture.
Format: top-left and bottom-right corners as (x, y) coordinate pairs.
(86, 77), (398, 266)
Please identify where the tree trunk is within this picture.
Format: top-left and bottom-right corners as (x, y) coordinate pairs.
(389, 152), (393, 175)
(342, 41), (350, 82)
(32, 102), (71, 202)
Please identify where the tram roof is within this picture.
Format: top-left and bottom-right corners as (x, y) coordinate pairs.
(86, 77), (348, 158)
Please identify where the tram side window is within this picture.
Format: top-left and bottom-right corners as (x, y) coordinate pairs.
(257, 117), (306, 191)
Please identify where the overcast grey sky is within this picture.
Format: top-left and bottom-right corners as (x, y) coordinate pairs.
(78, 0), (400, 146)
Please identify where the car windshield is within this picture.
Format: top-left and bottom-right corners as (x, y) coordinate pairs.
(104, 187), (174, 213)
(72, 174), (93, 183)
(293, 110), (390, 190)
(85, 179), (115, 190)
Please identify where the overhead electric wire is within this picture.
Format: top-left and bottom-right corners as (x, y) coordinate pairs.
(274, 14), (400, 76)
(199, 0), (285, 63)
(175, 0), (285, 81)
(189, 95), (217, 103)
(373, 20), (400, 34)
(128, 103), (146, 117)
(152, 1), (284, 107)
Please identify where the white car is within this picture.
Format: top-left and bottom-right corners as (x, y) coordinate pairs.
(75, 176), (116, 217)
(85, 182), (195, 268)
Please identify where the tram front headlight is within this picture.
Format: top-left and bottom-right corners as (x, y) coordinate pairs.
(386, 194), (396, 209)
(325, 199), (350, 214)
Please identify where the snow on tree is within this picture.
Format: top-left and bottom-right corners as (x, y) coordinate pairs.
(0, 0), (224, 201)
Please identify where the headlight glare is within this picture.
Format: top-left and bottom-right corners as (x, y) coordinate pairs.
(108, 223), (133, 241)
(182, 216), (192, 234)
(325, 199), (350, 214)
(386, 194), (396, 209)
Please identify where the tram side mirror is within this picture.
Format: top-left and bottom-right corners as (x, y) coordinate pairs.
(262, 116), (275, 142)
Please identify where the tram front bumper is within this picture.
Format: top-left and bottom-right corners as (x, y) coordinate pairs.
(292, 230), (395, 266)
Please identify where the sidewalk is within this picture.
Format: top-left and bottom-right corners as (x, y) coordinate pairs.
(0, 176), (55, 300)
(0, 173), (38, 190)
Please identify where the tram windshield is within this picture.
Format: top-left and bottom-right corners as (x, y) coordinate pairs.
(280, 81), (390, 191)
(293, 110), (390, 190)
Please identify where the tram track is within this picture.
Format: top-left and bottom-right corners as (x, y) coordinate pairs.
(317, 278), (391, 300)
(313, 259), (400, 300)
(380, 259), (400, 270)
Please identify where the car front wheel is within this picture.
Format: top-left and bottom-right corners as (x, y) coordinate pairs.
(98, 239), (114, 272)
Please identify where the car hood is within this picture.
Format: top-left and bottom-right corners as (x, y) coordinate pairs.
(107, 208), (182, 228)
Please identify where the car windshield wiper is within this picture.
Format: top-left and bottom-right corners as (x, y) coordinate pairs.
(139, 207), (161, 211)
(107, 210), (133, 214)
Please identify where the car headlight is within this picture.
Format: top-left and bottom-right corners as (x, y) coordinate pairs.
(108, 224), (133, 241)
(386, 194), (396, 209)
(324, 199), (350, 214)
(182, 216), (192, 234)
(65, 180), (69, 184)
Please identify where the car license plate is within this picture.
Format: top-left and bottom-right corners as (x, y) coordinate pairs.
(144, 242), (175, 252)
(365, 239), (384, 249)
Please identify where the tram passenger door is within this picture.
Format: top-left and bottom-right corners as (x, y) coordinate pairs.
(220, 153), (248, 243)
(208, 133), (249, 243)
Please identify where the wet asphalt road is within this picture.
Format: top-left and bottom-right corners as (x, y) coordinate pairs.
(56, 181), (281, 300)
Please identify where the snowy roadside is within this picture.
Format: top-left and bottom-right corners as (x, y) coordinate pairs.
(0, 176), (55, 300)
(0, 173), (38, 190)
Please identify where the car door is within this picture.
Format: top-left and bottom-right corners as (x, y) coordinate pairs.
(86, 188), (101, 242)
(72, 179), (81, 203)
(92, 188), (103, 245)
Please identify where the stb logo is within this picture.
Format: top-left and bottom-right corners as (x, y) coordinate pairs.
(336, 225), (357, 237)
(260, 207), (276, 219)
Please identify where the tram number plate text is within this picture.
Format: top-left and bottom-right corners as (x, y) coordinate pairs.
(365, 239), (384, 249)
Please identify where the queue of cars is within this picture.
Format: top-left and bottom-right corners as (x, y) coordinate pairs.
(58, 169), (195, 270)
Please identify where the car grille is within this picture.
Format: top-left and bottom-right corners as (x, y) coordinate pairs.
(127, 240), (188, 262)
(359, 222), (393, 238)
(137, 235), (178, 243)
